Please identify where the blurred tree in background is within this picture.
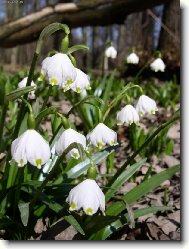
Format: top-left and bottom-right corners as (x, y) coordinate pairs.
(0, 0), (180, 72)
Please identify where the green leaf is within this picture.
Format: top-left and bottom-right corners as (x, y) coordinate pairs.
(90, 206), (173, 240)
(107, 165), (180, 216)
(18, 202), (30, 226)
(6, 86), (35, 102)
(105, 158), (147, 202)
(66, 146), (117, 179)
(64, 215), (85, 235)
(67, 44), (89, 54)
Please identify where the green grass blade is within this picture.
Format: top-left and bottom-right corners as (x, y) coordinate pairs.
(64, 215), (85, 235)
(90, 206), (173, 240)
(105, 158), (147, 202)
(107, 165), (179, 216)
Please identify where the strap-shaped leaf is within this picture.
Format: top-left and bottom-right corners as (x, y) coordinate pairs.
(18, 202), (30, 226)
(35, 106), (57, 127)
(66, 146), (118, 179)
(106, 165), (180, 216)
(6, 86), (35, 102)
(90, 206), (173, 240)
(64, 215), (85, 235)
(105, 158), (147, 202)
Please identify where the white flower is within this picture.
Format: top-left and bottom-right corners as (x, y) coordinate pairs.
(18, 77), (36, 99)
(11, 129), (51, 168)
(67, 179), (105, 215)
(55, 128), (86, 160)
(105, 46), (117, 59)
(117, 104), (140, 126)
(126, 52), (139, 64)
(87, 123), (117, 149)
(136, 95), (158, 116)
(70, 68), (91, 93)
(39, 53), (77, 90)
(150, 58), (165, 72)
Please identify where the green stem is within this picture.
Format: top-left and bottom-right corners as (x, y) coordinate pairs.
(106, 112), (180, 191)
(41, 85), (52, 111)
(28, 142), (80, 214)
(103, 85), (142, 122)
(0, 104), (8, 147)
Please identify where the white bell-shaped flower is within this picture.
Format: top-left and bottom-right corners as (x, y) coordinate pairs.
(87, 123), (117, 149)
(18, 77), (36, 99)
(67, 179), (105, 215)
(55, 128), (86, 160)
(105, 46), (117, 59)
(136, 95), (158, 116)
(150, 58), (165, 72)
(70, 68), (91, 93)
(11, 129), (51, 168)
(117, 104), (140, 126)
(39, 53), (77, 90)
(126, 52), (139, 64)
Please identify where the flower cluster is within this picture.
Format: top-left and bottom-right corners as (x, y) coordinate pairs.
(38, 53), (91, 93)
(12, 35), (160, 217)
(117, 95), (157, 126)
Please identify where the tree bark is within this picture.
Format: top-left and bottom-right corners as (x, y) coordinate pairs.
(0, 0), (169, 47)
(158, 0), (180, 67)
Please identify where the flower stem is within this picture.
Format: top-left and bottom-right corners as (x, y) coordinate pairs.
(0, 104), (8, 148)
(41, 85), (52, 111)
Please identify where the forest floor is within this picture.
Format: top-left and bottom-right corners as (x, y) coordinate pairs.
(29, 101), (180, 241)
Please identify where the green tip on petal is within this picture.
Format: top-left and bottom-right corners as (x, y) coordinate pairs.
(150, 109), (155, 114)
(76, 87), (81, 93)
(36, 159), (42, 169)
(62, 86), (67, 92)
(97, 141), (103, 150)
(19, 159), (24, 167)
(135, 120), (140, 126)
(85, 208), (93, 215)
(69, 202), (76, 210)
(73, 152), (80, 160)
(117, 120), (123, 126)
(87, 85), (91, 90)
(128, 119), (132, 125)
(50, 78), (58, 85)
(66, 79), (73, 86)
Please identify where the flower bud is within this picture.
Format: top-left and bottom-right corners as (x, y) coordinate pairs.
(87, 164), (97, 180)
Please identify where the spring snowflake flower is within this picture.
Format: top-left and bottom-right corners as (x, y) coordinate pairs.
(150, 58), (165, 72)
(126, 52), (139, 64)
(11, 129), (51, 168)
(117, 104), (140, 126)
(39, 53), (77, 90)
(105, 46), (117, 59)
(70, 68), (91, 93)
(55, 128), (86, 160)
(18, 77), (36, 99)
(87, 123), (117, 149)
(67, 179), (105, 215)
(136, 95), (158, 116)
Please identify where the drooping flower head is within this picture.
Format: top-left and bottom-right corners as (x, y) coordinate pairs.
(18, 77), (36, 99)
(87, 123), (117, 149)
(105, 46), (117, 59)
(11, 129), (51, 168)
(70, 68), (91, 93)
(39, 53), (77, 91)
(136, 95), (158, 116)
(55, 128), (86, 160)
(117, 104), (140, 126)
(126, 52), (139, 64)
(150, 58), (165, 72)
(67, 179), (105, 215)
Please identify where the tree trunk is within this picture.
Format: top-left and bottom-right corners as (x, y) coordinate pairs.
(158, 0), (180, 67)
